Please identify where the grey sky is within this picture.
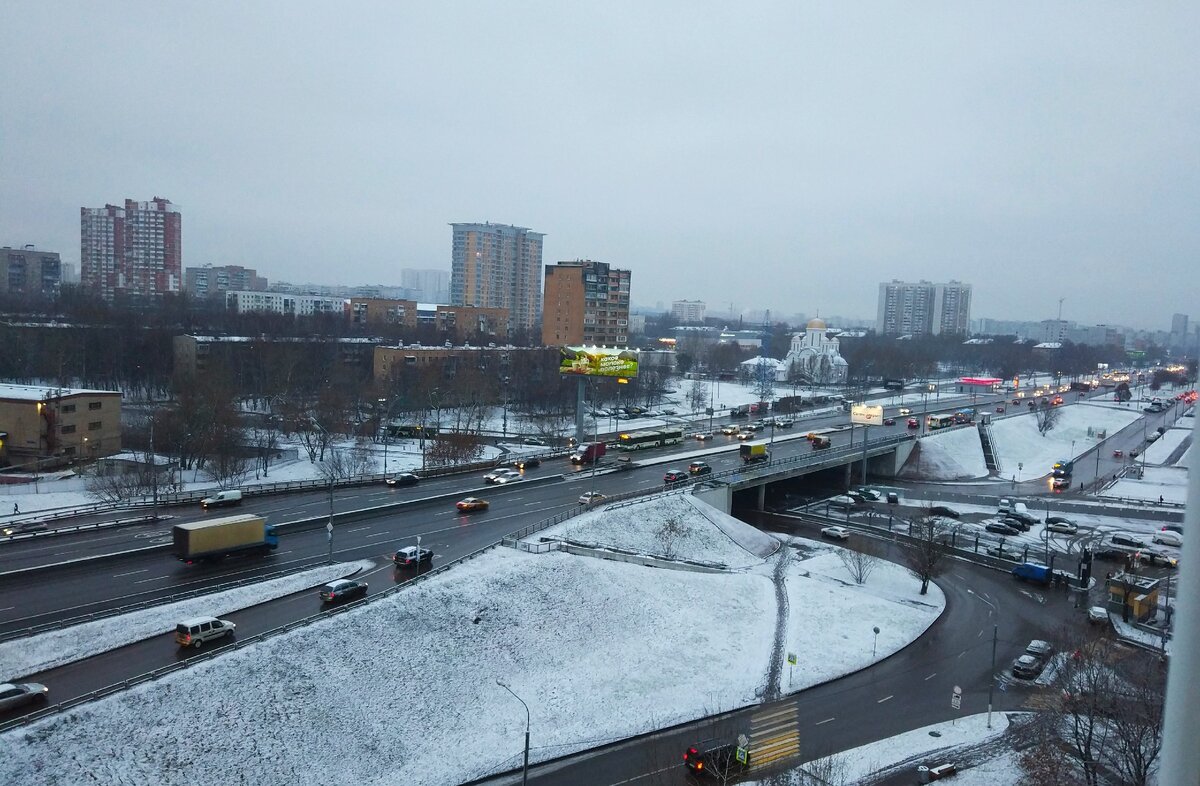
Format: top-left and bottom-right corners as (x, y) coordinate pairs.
(2, 3), (1196, 330)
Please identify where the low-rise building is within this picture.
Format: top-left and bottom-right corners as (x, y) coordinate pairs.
(225, 290), (347, 316)
(1, 245), (62, 300)
(0, 384), (122, 468)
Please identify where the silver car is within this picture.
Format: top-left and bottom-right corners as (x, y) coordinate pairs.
(0, 682), (49, 712)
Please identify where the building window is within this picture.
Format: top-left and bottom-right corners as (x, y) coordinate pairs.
(88, 421), (102, 431)
(89, 401), (103, 410)
(61, 424), (76, 434)
(60, 404), (76, 414)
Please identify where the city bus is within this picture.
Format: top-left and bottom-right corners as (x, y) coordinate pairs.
(926, 414), (956, 431)
(618, 428), (685, 450)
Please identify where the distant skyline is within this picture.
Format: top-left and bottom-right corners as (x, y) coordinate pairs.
(2, 4), (1197, 331)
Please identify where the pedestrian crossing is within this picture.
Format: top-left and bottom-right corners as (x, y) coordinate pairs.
(747, 703), (801, 771)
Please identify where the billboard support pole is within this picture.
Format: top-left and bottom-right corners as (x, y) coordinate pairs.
(861, 425), (869, 484)
(575, 376), (587, 446)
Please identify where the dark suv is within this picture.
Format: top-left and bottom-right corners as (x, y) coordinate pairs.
(688, 461), (713, 476)
(683, 742), (748, 779)
(664, 470), (690, 484)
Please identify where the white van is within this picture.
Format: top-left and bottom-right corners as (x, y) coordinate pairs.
(200, 489), (243, 509)
(174, 616), (236, 648)
(997, 498), (1013, 515)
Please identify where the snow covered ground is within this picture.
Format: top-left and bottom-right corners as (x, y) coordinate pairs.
(0, 496), (949, 786)
(900, 425), (988, 480)
(990, 403), (1141, 480)
(0, 559), (375, 682)
(1101, 466), (1189, 505)
(1141, 424), (1192, 466)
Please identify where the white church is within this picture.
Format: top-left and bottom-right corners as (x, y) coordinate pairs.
(739, 317), (849, 385)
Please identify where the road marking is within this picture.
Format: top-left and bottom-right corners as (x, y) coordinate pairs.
(525, 502), (544, 506)
(815, 717), (836, 725)
(134, 575), (170, 585)
(346, 526), (370, 533)
(877, 695), (893, 703)
(958, 650), (967, 659)
(925, 672), (937, 681)
(0, 606), (13, 612)
(112, 569), (148, 577)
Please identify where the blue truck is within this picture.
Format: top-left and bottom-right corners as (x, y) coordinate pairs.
(1011, 562), (1051, 585)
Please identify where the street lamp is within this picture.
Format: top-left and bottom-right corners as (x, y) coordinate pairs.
(501, 376), (510, 439)
(872, 626), (880, 658)
(495, 679), (530, 786)
(309, 417), (336, 563)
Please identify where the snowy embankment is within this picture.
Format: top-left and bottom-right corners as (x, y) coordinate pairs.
(990, 403), (1140, 477)
(781, 548), (945, 693)
(1101, 466), (1189, 504)
(899, 425), (988, 480)
(1141, 424), (1192, 466)
(0, 495), (949, 786)
(537, 494), (779, 567)
(0, 559), (374, 682)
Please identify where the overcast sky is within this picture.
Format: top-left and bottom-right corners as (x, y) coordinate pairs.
(2, 3), (1196, 330)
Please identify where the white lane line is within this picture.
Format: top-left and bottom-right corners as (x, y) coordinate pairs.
(925, 672), (937, 681)
(877, 695), (893, 704)
(134, 575), (170, 585)
(0, 606), (14, 612)
(365, 532), (391, 540)
(346, 526), (370, 533)
(815, 717), (836, 725)
(112, 569), (148, 577)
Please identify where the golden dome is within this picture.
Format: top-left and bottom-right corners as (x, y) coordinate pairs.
(806, 317), (827, 330)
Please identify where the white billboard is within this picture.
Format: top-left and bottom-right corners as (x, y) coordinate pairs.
(850, 404), (884, 426)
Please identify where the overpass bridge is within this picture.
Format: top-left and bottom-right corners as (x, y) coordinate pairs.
(693, 433), (918, 514)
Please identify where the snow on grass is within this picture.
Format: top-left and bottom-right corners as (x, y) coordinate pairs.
(0, 548), (777, 786)
(1141, 425), (1192, 466)
(1101, 466), (1189, 504)
(781, 546), (945, 693)
(991, 403), (1140, 477)
(538, 495), (779, 567)
(899, 425), (988, 480)
(0, 559), (374, 682)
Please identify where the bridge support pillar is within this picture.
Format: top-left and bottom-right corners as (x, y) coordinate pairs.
(756, 483), (766, 511)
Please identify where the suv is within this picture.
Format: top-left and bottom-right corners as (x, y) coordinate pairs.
(683, 742), (748, 778)
(688, 461), (713, 476)
(319, 579), (368, 602)
(175, 616), (236, 649)
(393, 546), (433, 567)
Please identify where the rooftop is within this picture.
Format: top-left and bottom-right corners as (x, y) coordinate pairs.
(0, 383), (121, 402)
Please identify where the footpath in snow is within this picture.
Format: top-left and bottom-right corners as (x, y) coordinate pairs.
(0, 496), (945, 786)
(0, 559), (374, 682)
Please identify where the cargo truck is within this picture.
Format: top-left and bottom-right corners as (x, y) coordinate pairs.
(740, 443), (770, 463)
(173, 514), (278, 564)
(570, 442), (607, 465)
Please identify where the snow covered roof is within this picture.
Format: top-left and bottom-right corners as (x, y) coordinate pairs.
(1034, 342), (1063, 349)
(739, 356), (785, 368)
(0, 383), (121, 402)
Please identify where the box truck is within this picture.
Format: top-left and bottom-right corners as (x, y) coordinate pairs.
(173, 514), (278, 564)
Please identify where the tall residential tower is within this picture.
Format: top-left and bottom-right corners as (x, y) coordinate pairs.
(450, 223), (544, 334)
(876, 279), (971, 336)
(541, 259), (631, 347)
(81, 197), (181, 301)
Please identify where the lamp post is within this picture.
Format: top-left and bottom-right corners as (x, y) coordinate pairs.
(496, 679), (530, 786)
(309, 417), (335, 563)
(872, 626), (880, 658)
(501, 376), (510, 439)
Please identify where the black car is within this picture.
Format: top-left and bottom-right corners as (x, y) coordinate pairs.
(1091, 546), (1132, 562)
(1003, 516), (1032, 532)
(1110, 533), (1146, 548)
(393, 546), (434, 567)
(929, 505), (961, 519)
(664, 470), (690, 484)
(513, 456), (541, 470)
(319, 579), (368, 603)
(986, 522), (1021, 536)
(385, 473), (420, 487)
(683, 742), (748, 779)
(688, 461), (713, 476)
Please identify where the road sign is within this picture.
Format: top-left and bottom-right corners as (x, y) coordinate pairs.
(1018, 463), (1024, 471)
(951, 694), (961, 710)
(787, 652), (798, 665)
(736, 747), (749, 765)
(953, 685), (962, 695)
(738, 733), (749, 748)
(326, 522), (333, 533)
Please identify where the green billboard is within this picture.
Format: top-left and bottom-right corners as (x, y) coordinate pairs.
(559, 347), (640, 378)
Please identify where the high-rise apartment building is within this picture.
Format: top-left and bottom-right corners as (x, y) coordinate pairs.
(399, 268), (450, 303)
(876, 279), (971, 336)
(541, 259), (631, 347)
(450, 223), (544, 333)
(671, 299), (707, 324)
(185, 264), (267, 300)
(81, 197), (181, 301)
(1171, 313), (1189, 335)
(1, 245), (62, 300)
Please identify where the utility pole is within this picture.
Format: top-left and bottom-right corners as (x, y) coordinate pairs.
(987, 624), (997, 729)
(150, 415), (159, 518)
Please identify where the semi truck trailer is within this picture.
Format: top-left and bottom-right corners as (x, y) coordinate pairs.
(173, 514), (278, 564)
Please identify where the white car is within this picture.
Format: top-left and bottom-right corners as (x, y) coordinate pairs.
(1087, 606), (1109, 624)
(491, 469), (523, 485)
(1045, 520), (1078, 535)
(1152, 530), (1183, 547)
(821, 526), (850, 541)
(827, 495), (857, 509)
(898, 408), (912, 416)
(579, 491), (607, 506)
(484, 468), (520, 484)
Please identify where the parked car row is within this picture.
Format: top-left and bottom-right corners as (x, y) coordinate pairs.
(1012, 639), (1053, 679)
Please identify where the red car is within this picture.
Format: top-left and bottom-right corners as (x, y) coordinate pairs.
(1113, 449), (1124, 458)
(907, 418), (919, 429)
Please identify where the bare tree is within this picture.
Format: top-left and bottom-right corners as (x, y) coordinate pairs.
(836, 540), (880, 585)
(1035, 400), (1061, 436)
(687, 377), (710, 414)
(655, 515), (689, 560)
(902, 511), (952, 595)
(1106, 656), (1166, 786)
(318, 442), (375, 481)
(85, 465), (157, 503)
(752, 360), (776, 404)
(1055, 634), (1122, 786)
(1017, 739), (1083, 786)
